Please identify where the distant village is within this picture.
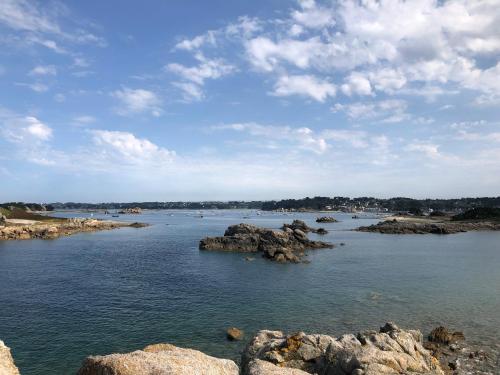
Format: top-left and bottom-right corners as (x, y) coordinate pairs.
(2, 196), (499, 215)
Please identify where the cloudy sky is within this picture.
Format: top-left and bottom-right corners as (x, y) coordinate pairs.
(1, 0), (499, 202)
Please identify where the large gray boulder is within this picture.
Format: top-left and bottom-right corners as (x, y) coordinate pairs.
(242, 323), (444, 375)
(0, 340), (20, 375)
(200, 223), (333, 263)
(77, 343), (239, 375)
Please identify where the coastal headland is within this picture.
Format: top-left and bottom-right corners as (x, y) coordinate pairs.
(356, 208), (500, 234)
(0, 206), (147, 240)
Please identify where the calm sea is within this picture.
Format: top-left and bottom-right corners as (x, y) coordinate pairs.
(0, 210), (499, 374)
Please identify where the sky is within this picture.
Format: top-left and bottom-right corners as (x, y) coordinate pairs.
(0, 0), (499, 202)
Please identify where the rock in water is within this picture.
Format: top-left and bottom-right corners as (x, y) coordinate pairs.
(227, 327), (244, 341)
(242, 322), (444, 375)
(77, 343), (239, 375)
(0, 340), (20, 375)
(428, 326), (465, 344)
(199, 223), (333, 263)
(316, 216), (338, 223)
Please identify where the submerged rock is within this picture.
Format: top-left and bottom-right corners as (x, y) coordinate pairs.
(77, 343), (239, 375)
(227, 327), (244, 341)
(0, 340), (20, 375)
(242, 322), (444, 375)
(200, 223), (333, 263)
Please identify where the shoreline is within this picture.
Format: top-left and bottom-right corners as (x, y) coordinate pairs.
(2, 322), (495, 374)
(0, 218), (147, 241)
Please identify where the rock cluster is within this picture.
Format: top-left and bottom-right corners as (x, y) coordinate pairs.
(119, 207), (142, 214)
(199, 223), (333, 263)
(0, 218), (146, 240)
(242, 322), (444, 375)
(77, 343), (239, 375)
(356, 220), (500, 234)
(281, 220), (327, 234)
(0, 340), (20, 375)
(316, 216), (338, 223)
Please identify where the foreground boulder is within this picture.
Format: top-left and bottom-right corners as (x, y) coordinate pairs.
(200, 223), (333, 263)
(0, 340), (20, 375)
(77, 343), (238, 375)
(242, 322), (444, 375)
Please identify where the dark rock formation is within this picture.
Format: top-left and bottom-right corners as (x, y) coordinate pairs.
(242, 322), (444, 375)
(281, 219), (326, 234)
(316, 216), (338, 223)
(200, 223), (333, 263)
(428, 326), (465, 345)
(356, 220), (500, 234)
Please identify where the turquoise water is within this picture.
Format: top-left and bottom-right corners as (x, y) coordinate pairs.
(0, 210), (499, 374)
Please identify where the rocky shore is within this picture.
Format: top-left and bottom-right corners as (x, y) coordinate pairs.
(199, 221), (333, 263)
(356, 216), (500, 234)
(0, 218), (147, 240)
(3, 322), (494, 374)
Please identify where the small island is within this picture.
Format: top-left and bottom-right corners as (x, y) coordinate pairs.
(356, 207), (500, 234)
(0, 206), (147, 241)
(200, 220), (333, 263)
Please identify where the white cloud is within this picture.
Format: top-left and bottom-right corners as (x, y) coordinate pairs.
(1, 116), (52, 143)
(0, 0), (60, 34)
(167, 54), (235, 101)
(333, 99), (409, 123)
(15, 82), (49, 92)
(111, 87), (162, 116)
(172, 82), (204, 102)
(72, 115), (96, 126)
(213, 122), (328, 154)
(175, 30), (217, 51)
(341, 73), (372, 96)
(29, 65), (57, 76)
(291, 0), (335, 29)
(273, 75), (336, 102)
(167, 54), (235, 85)
(245, 37), (322, 72)
(92, 130), (175, 164)
(406, 142), (444, 160)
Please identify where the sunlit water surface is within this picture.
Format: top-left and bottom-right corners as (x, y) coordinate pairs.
(1, 210), (499, 374)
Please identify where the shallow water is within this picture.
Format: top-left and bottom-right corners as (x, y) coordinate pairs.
(0, 210), (499, 374)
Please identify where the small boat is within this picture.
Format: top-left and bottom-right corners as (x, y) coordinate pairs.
(112, 215), (119, 218)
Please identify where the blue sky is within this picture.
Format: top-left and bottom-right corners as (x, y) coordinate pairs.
(0, 0), (499, 202)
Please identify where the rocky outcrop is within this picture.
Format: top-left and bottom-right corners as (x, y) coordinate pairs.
(0, 218), (147, 240)
(356, 219), (500, 234)
(282, 220), (327, 234)
(77, 343), (239, 375)
(242, 322), (444, 375)
(0, 340), (20, 375)
(316, 216), (338, 223)
(428, 327), (465, 345)
(199, 223), (333, 263)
